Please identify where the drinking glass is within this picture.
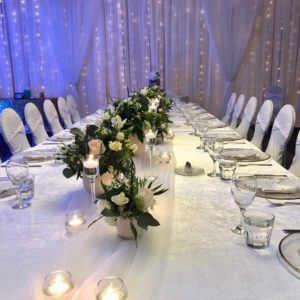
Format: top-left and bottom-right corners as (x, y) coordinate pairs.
(6, 157), (30, 209)
(82, 155), (99, 205)
(145, 129), (157, 179)
(219, 159), (237, 180)
(243, 209), (275, 249)
(231, 174), (257, 234)
(207, 138), (224, 177)
(196, 121), (209, 149)
(190, 114), (199, 136)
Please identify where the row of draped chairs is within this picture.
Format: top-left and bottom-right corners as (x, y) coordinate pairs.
(222, 92), (300, 177)
(0, 95), (80, 157)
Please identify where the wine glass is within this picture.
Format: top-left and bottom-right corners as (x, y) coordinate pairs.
(190, 113), (199, 136)
(6, 157), (29, 209)
(231, 174), (257, 234)
(145, 129), (157, 179)
(196, 121), (209, 149)
(207, 138), (224, 177)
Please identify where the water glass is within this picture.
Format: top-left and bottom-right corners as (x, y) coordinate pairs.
(231, 174), (257, 234)
(219, 159), (237, 180)
(6, 157), (30, 209)
(20, 174), (35, 202)
(243, 209), (275, 249)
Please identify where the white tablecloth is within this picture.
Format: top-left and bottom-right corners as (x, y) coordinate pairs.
(0, 112), (300, 299)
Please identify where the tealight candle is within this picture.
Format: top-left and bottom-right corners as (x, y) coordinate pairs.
(159, 151), (171, 163)
(96, 277), (127, 300)
(82, 154), (99, 169)
(43, 270), (73, 296)
(145, 129), (156, 140)
(65, 211), (86, 233)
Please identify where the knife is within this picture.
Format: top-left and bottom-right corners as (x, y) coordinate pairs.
(283, 229), (300, 234)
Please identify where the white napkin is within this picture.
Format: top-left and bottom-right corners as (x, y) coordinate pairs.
(223, 149), (258, 159)
(260, 180), (298, 194)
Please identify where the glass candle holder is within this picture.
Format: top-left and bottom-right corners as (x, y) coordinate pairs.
(159, 151), (171, 164)
(65, 211), (86, 234)
(43, 270), (73, 296)
(82, 154), (99, 205)
(96, 277), (127, 300)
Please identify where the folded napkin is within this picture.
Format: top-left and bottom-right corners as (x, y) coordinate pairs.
(222, 149), (258, 159)
(260, 180), (298, 194)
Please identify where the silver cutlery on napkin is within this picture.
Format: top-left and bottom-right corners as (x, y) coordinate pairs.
(1, 164), (42, 168)
(283, 229), (300, 234)
(237, 163), (273, 167)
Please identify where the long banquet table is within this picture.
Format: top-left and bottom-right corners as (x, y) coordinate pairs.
(0, 109), (300, 299)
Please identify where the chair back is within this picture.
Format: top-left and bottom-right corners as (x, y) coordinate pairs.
(229, 94), (245, 129)
(266, 104), (295, 164)
(43, 99), (64, 134)
(67, 94), (80, 123)
(0, 108), (30, 155)
(236, 96), (257, 138)
(222, 92), (237, 124)
(58, 96), (73, 128)
(251, 100), (273, 149)
(289, 131), (300, 178)
(24, 103), (49, 145)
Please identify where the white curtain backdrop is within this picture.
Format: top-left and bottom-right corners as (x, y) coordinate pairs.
(0, 0), (299, 124)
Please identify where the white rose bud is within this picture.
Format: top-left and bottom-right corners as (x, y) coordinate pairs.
(109, 141), (122, 151)
(139, 187), (155, 209)
(141, 87), (148, 96)
(111, 192), (129, 206)
(130, 143), (139, 153)
(103, 112), (110, 120)
(104, 217), (117, 226)
(116, 132), (125, 141)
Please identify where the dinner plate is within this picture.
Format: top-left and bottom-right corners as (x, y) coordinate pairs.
(206, 132), (243, 142)
(278, 233), (300, 279)
(255, 175), (300, 200)
(220, 148), (270, 162)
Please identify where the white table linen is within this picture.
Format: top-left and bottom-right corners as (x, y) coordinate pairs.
(0, 111), (300, 299)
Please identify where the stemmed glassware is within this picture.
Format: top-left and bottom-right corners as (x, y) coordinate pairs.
(207, 138), (224, 177)
(145, 128), (157, 179)
(196, 121), (209, 149)
(82, 154), (99, 205)
(6, 157), (29, 209)
(231, 174), (257, 234)
(190, 113), (199, 135)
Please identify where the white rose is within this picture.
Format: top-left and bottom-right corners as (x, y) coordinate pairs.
(139, 187), (155, 209)
(103, 112), (111, 120)
(130, 143), (139, 153)
(161, 123), (166, 129)
(111, 192), (129, 206)
(104, 217), (117, 226)
(116, 132), (125, 141)
(97, 200), (111, 211)
(141, 87), (148, 96)
(111, 115), (125, 129)
(109, 141), (122, 151)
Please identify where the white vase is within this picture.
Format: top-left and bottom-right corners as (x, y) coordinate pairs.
(129, 135), (146, 155)
(116, 218), (143, 239)
(82, 172), (114, 195)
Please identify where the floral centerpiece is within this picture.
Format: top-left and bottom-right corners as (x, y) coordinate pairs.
(95, 174), (168, 240)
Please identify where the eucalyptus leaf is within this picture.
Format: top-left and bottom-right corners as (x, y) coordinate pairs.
(63, 168), (76, 178)
(137, 212), (160, 230)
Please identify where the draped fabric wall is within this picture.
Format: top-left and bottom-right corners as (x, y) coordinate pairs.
(0, 0), (299, 123)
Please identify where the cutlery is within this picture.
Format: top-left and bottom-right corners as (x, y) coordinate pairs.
(238, 163), (272, 166)
(224, 141), (246, 144)
(283, 229), (300, 234)
(43, 142), (64, 145)
(1, 164), (42, 168)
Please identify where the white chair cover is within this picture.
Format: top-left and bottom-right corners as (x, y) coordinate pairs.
(251, 100), (273, 149)
(58, 96), (73, 128)
(0, 108), (30, 155)
(222, 92), (237, 124)
(24, 103), (49, 145)
(236, 96), (257, 138)
(266, 104), (296, 164)
(67, 94), (81, 123)
(43, 99), (64, 135)
(229, 94), (245, 129)
(289, 131), (300, 178)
